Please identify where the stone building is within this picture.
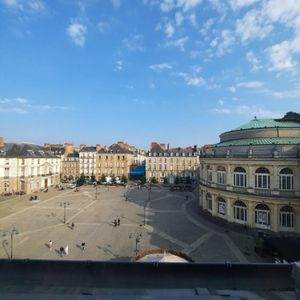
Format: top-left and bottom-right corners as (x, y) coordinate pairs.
(146, 143), (199, 183)
(199, 112), (300, 234)
(0, 137), (61, 195)
(79, 145), (99, 180)
(96, 143), (135, 180)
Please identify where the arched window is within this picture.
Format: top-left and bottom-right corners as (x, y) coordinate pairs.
(233, 200), (247, 222)
(218, 197), (226, 215)
(255, 204), (270, 226)
(280, 206), (294, 228)
(206, 193), (212, 211)
(217, 166), (226, 185)
(255, 167), (270, 189)
(279, 168), (294, 190)
(233, 167), (247, 187)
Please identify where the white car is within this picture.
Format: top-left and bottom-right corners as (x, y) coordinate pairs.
(67, 184), (76, 189)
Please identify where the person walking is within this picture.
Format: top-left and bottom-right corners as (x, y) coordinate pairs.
(71, 222), (74, 230)
(59, 246), (64, 257)
(48, 240), (53, 250)
(114, 219), (117, 227)
(117, 218), (120, 226)
(64, 245), (69, 256)
(81, 242), (86, 251)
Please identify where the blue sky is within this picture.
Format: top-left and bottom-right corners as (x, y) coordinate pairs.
(1, 0), (300, 149)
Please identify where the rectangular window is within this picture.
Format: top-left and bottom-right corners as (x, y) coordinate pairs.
(218, 202), (225, 215)
(279, 175), (294, 190)
(234, 173), (246, 187)
(280, 212), (294, 228)
(217, 171), (226, 185)
(255, 174), (270, 189)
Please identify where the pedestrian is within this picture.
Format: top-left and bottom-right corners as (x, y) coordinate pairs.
(71, 222), (74, 229)
(114, 219), (117, 227)
(60, 246), (64, 256)
(64, 245), (69, 255)
(117, 218), (120, 226)
(81, 242), (86, 250)
(49, 240), (52, 250)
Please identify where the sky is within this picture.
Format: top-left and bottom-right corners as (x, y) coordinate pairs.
(0, 0), (300, 149)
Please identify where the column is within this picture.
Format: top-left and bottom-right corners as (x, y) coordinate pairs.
(212, 194), (218, 216)
(227, 197), (233, 223)
(247, 201), (254, 228)
(248, 165), (254, 188)
(272, 204), (279, 232)
(200, 189), (206, 209)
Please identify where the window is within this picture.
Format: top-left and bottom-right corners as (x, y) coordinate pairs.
(280, 206), (294, 228)
(233, 200), (247, 222)
(218, 198), (226, 215)
(4, 168), (9, 178)
(207, 166), (212, 182)
(206, 193), (212, 211)
(255, 167), (270, 189)
(255, 204), (270, 226)
(279, 168), (294, 190)
(233, 167), (247, 187)
(217, 166), (226, 185)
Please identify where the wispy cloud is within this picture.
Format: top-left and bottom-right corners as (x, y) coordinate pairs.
(66, 22), (87, 47)
(165, 36), (189, 51)
(159, 0), (202, 12)
(213, 104), (282, 118)
(229, 0), (259, 10)
(115, 60), (123, 71)
(122, 34), (144, 52)
(111, 0), (121, 8)
(0, 97), (73, 114)
(246, 51), (262, 72)
(177, 72), (205, 87)
(237, 81), (265, 88)
(149, 63), (172, 71)
(98, 21), (110, 33)
(2, 0), (46, 13)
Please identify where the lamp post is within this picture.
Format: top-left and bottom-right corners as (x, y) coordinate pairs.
(1, 227), (19, 259)
(60, 201), (70, 224)
(144, 184), (151, 226)
(129, 232), (142, 255)
(95, 184), (99, 200)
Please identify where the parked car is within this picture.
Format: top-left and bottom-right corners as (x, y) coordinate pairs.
(67, 184), (76, 189)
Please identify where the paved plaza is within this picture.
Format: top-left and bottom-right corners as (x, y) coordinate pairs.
(0, 185), (265, 263)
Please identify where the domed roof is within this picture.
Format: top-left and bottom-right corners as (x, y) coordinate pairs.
(233, 118), (300, 131)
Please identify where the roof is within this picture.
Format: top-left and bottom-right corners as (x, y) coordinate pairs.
(0, 143), (60, 158)
(215, 137), (300, 147)
(233, 118), (300, 131)
(98, 144), (134, 154)
(80, 146), (96, 152)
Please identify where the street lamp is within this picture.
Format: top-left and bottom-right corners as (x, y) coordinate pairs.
(144, 184), (151, 226)
(60, 201), (70, 224)
(129, 232), (142, 255)
(1, 227), (19, 260)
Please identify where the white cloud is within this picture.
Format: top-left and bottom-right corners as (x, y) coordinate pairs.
(2, 0), (46, 12)
(229, 0), (259, 10)
(186, 76), (205, 86)
(236, 9), (273, 43)
(189, 13), (197, 27)
(115, 60), (123, 71)
(200, 18), (214, 35)
(177, 72), (205, 87)
(228, 86), (236, 93)
(246, 51), (262, 72)
(213, 105), (282, 118)
(218, 99), (224, 105)
(149, 63), (172, 71)
(272, 86), (300, 98)
(177, 0), (202, 12)
(122, 34), (144, 52)
(66, 22), (87, 47)
(111, 0), (121, 8)
(268, 38), (300, 71)
(175, 12), (184, 26)
(0, 97), (72, 114)
(237, 81), (265, 88)
(98, 21), (110, 33)
(216, 29), (235, 56)
(165, 36), (189, 51)
(160, 0), (175, 12)
(159, 0), (201, 12)
(149, 83), (156, 89)
(165, 23), (175, 38)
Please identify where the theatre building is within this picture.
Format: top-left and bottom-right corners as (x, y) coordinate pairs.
(199, 112), (300, 234)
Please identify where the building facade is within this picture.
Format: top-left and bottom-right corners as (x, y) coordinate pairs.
(0, 138), (61, 195)
(146, 143), (199, 183)
(61, 152), (80, 181)
(96, 144), (135, 180)
(79, 145), (99, 180)
(199, 113), (300, 234)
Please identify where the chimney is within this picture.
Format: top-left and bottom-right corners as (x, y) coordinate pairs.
(160, 144), (166, 150)
(64, 143), (74, 156)
(79, 144), (86, 150)
(151, 142), (158, 151)
(96, 144), (101, 151)
(167, 143), (169, 150)
(44, 143), (50, 148)
(0, 137), (3, 147)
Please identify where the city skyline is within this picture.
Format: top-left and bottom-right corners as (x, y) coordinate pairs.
(1, 0), (300, 148)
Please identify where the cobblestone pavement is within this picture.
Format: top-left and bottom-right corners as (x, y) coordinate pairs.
(0, 185), (266, 262)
